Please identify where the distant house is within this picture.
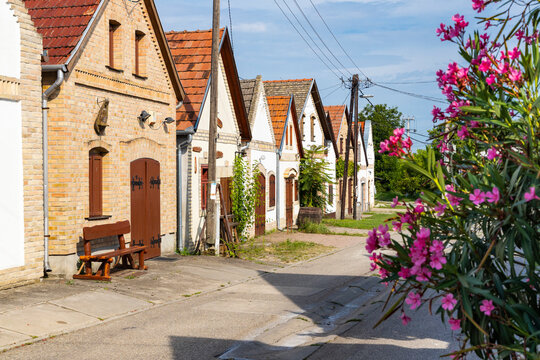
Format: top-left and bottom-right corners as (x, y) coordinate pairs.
(360, 120), (375, 210)
(24, 0), (185, 276)
(240, 76), (278, 236)
(267, 96), (304, 229)
(167, 28), (251, 251)
(0, 0), (43, 288)
(264, 79), (338, 216)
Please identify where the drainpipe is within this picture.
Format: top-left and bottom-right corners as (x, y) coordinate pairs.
(41, 65), (67, 274)
(177, 127), (194, 251)
(275, 149), (282, 230)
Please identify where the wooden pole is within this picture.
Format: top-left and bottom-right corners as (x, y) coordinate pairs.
(206, 0), (220, 248)
(340, 79), (355, 220)
(352, 75), (359, 220)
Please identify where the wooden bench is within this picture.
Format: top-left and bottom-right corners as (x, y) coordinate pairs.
(73, 220), (147, 281)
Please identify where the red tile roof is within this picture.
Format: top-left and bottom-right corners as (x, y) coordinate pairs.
(24, 0), (102, 65)
(166, 29), (225, 131)
(267, 96), (291, 148)
(325, 105), (346, 141)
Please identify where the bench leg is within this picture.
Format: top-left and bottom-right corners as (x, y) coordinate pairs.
(138, 250), (147, 270)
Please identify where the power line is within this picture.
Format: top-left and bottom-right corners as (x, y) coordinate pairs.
(377, 80), (437, 85)
(227, 0), (234, 51)
(323, 84), (343, 98)
(278, 0), (349, 80)
(272, 0), (344, 81)
(320, 83), (342, 92)
(370, 81), (447, 104)
(308, 0), (369, 80)
(291, 0), (353, 77)
(410, 136), (430, 145)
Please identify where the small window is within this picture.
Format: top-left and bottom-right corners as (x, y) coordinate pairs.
(89, 148), (108, 217)
(340, 137), (343, 154)
(285, 126), (289, 146)
(109, 21), (122, 69)
(289, 125), (293, 148)
(269, 175), (276, 207)
(201, 166), (208, 210)
(310, 116), (315, 142)
(134, 31), (146, 77)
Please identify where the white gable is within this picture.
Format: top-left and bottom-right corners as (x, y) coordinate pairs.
(301, 94), (324, 148)
(198, 57), (240, 137)
(251, 84), (275, 145)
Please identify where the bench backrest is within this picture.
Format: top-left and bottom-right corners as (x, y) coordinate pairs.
(83, 220), (131, 241)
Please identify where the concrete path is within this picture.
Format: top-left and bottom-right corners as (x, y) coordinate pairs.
(1, 232), (468, 359)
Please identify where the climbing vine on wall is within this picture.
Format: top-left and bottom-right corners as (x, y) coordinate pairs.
(231, 155), (260, 240)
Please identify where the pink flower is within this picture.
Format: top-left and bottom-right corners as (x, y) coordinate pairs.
(366, 230), (378, 253)
(480, 299), (495, 316)
(457, 125), (469, 139)
(406, 292), (422, 310)
(430, 254), (447, 270)
(449, 317), (461, 331)
(487, 147), (500, 160)
(391, 196), (399, 208)
(509, 68), (522, 82)
(414, 199), (425, 213)
(392, 221), (402, 232)
(486, 74), (496, 85)
(400, 313), (411, 326)
(472, 0), (485, 12)
(441, 294), (457, 311)
(524, 187), (540, 202)
(416, 228), (430, 243)
(478, 57), (491, 72)
(398, 267), (411, 279)
(469, 189), (486, 205)
(430, 240), (444, 254)
(486, 187), (500, 204)
(508, 47), (521, 60)
(434, 202), (447, 216)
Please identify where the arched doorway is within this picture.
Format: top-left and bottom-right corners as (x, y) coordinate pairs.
(255, 173), (266, 236)
(130, 158), (161, 259)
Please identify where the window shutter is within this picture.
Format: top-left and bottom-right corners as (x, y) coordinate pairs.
(329, 184), (334, 204)
(89, 153), (103, 217)
(310, 117), (315, 142)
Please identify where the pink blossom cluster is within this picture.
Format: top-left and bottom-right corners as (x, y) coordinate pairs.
(472, 0), (487, 13)
(379, 128), (412, 157)
(516, 29), (539, 45)
(445, 184), (463, 207)
(366, 224), (391, 254)
(408, 228), (447, 281)
(437, 14), (469, 42)
(469, 187), (500, 205)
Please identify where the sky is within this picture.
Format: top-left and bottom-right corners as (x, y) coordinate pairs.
(155, 0), (479, 151)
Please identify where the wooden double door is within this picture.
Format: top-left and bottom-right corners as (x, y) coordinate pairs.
(255, 173), (266, 236)
(130, 158), (160, 260)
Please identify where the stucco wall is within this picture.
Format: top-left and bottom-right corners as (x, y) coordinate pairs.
(0, 0), (44, 288)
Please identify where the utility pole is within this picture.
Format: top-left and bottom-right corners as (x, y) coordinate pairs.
(340, 75), (357, 220)
(352, 75), (359, 220)
(206, 0), (220, 248)
(404, 116), (414, 138)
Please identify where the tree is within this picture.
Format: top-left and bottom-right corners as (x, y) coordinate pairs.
(358, 104), (403, 193)
(299, 145), (333, 209)
(231, 155), (259, 240)
(371, 2), (540, 359)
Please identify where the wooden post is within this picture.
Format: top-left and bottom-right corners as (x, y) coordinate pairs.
(207, 0), (220, 248)
(352, 75), (359, 220)
(340, 80), (355, 220)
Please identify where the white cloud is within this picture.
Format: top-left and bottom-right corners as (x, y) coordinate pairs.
(234, 22), (269, 33)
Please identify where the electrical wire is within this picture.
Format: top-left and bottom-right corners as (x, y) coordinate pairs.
(308, 0), (369, 80)
(323, 84), (343, 99)
(319, 83), (342, 92)
(377, 80), (437, 85)
(370, 81), (447, 104)
(279, 0), (349, 80)
(272, 0), (344, 82)
(228, 0), (234, 51)
(291, 0), (353, 77)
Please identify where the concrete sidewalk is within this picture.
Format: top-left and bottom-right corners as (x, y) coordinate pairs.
(0, 255), (278, 352)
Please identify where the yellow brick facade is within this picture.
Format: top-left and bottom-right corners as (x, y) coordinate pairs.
(44, 0), (179, 275)
(0, 0), (44, 289)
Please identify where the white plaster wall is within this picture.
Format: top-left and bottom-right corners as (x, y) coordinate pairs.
(278, 111), (300, 227)
(325, 142), (337, 214)
(0, 100), (24, 270)
(301, 95), (324, 149)
(0, 2), (20, 78)
(251, 149), (277, 227)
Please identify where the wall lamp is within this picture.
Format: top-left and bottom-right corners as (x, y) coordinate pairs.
(138, 110), (151, 122)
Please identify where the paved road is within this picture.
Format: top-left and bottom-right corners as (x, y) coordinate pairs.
(3, 237), (466, 360)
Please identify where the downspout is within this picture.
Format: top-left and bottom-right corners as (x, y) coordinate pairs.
(42, 65), (67, 273)
(177, 127), (194, 252)
(276, 148), (281, 230)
